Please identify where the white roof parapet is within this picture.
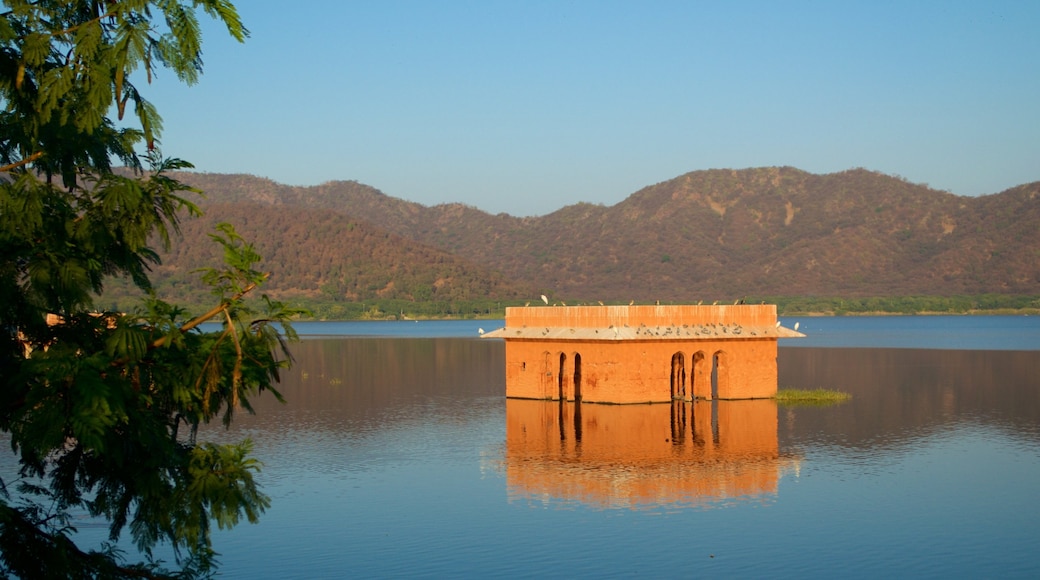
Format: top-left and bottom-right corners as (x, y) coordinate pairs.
(481, 323), (805, 340)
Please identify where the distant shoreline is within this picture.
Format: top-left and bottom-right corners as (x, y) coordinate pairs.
(778, 308), (1038, 317)
(101, 292), (1040, 322)
(295, 307), (1039, 322)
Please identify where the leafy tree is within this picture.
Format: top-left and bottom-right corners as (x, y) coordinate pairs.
(0, 1), (301, 577)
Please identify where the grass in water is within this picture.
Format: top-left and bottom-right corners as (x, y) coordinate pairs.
(775, 388), (851, 407)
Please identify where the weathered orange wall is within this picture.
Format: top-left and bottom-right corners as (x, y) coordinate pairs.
(497, 307), (782, 403)
(504, 398), (786, 509)
(504, 338), (777, 402)
(499, 305), (780, 402)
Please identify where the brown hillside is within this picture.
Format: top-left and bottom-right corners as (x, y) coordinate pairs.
(171, 168), (1040, 301)
(140, 201), (533, 304)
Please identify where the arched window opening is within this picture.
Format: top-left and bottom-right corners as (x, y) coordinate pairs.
(670, 352), (686, 399)
(711, 353), (719, 400)
(711, 350), (727, 400)
(558, 352), (568, 401)
(691, 351), (707, 399)
(573, 352), (582, 402)
(541, 351), (554, 400)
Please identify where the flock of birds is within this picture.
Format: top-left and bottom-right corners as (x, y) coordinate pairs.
(522, 295), (765, 308)
(632, 322), (751, 337)
(483, 317), (799, 338)
(479, 296), (801, 336)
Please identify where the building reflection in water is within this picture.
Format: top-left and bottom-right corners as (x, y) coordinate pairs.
(503, 399), (799, 510)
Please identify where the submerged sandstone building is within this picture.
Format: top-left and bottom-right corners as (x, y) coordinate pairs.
(483, 304), (803, 403)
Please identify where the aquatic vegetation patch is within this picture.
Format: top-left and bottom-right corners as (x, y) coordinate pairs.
(775, 388), (852, 406)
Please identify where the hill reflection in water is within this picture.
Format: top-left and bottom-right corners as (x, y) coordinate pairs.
(777, 347), (1040, 448)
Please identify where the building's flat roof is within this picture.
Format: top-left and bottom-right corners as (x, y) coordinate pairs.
(482, 323), (804, 341)
(501, 304), (780, 329)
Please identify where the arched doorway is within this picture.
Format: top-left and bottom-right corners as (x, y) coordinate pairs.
(541, 351), (553, 399)
(711, 350), (728, 400)
(691, 351), (708, 399)
(557, 352), (568, 400)
(670, 352), (686, 399)
(573, 352), (582, 401)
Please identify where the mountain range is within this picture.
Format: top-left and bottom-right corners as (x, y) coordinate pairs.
(134, 166), (1039, 305)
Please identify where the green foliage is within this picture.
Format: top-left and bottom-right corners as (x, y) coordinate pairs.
(775, 388), (852, 406)
(0, 1), (301, 577)
(110, 294), (1039, 323)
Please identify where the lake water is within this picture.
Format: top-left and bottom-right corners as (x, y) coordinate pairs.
(283, 314), (1040, 350)
(178, 315), (1040, 578)
(53, 317), (1040, 576)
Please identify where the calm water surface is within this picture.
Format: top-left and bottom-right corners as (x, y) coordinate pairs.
(288, 314), (1040, 350)
(181, 316), (1040, 578)
(46, 317), (1040, 576)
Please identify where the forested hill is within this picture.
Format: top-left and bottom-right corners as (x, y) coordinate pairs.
(155, 167), (1039, 303)
(125, 201), (535, 306)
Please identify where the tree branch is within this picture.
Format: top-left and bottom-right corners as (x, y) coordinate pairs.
(151, 272), (269, 350)
(48, 9), (118, 38)
(0, 151), (44, 172)
(108, 273), (270, 368)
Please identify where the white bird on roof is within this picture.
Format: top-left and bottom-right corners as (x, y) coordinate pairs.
(541, 294), (549, 305)
(478, 328), (484, 335)
(794, 322), (800, 331)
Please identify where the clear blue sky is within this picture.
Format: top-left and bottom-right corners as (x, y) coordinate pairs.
(144, 0), (1039, 217)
